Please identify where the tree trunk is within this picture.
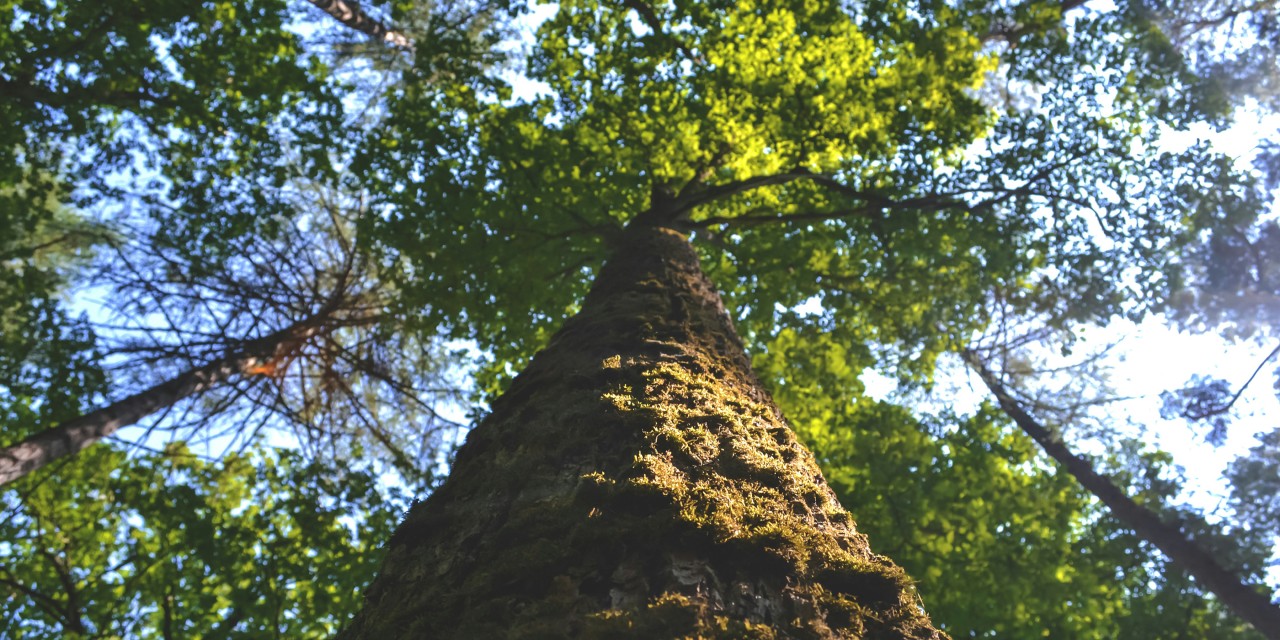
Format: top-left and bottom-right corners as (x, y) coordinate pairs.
(306, 0), (413, 51)
(963, 351), (1280, 640)
(0, 320), (324, 486)
(340, 223), (944, 639)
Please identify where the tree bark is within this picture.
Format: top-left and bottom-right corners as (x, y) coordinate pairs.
(963, 351), (1280, 640)
(306, 0), (413, 51)
(340, 223), (944, 638)
(0, 320), (324, 486)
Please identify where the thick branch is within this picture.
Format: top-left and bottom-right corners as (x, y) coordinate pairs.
(684, 206), (878, 229)
(670, 169), (975, 219)
(963, 350), (1280, 639)
(652, 169), (850, 224)
(678, 170), (821, 212)
(676, 174), (968, 230)
(306, 0), (414, 51)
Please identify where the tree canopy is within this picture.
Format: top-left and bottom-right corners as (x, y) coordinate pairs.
(2, 0), (1279, 636)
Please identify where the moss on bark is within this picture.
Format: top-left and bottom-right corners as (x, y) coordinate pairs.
(339, 224), (945, 639)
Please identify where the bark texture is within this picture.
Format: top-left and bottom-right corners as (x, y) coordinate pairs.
(341, 224), (944, 639)
(964, 351), (1280, 640)
(0, 322), (321, 486)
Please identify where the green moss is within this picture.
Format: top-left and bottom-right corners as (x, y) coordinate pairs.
(340, 227), (942, 639)
(584, 593), (781, 639)
(585, 339), (929, 635)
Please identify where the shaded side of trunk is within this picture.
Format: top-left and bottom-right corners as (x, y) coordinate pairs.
(0, 323), (320, 486)
(964, 351), (1280, 640)
(341, 224), (943, 639)
(306, 0), (413, 51)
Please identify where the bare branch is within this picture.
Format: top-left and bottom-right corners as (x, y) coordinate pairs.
(1181, 342), (1280, 421)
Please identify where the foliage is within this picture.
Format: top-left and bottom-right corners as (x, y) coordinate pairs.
(360, 0), (1265, 397)
(361, 0), (998, 390)
(0, 4), (471, 635)
(1160, 373), (1234, 444)
(3, 0), (1279, 635)
(0, 192), (106, 444)
(1, 0), (343, 245)
(1173, 219), (1280, 338)
(1228, 428), (1280, 541)
(0, 443), (404, 638)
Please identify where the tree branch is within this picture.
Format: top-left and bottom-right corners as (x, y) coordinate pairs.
(666, 170), (826, 218)
(0, 311), (339, 485)
(982, 0), (1091, 44)
(684, 206), (878, 229)
(0, 571), (69, 625)
(619, 0), (700, 63)
(674, 173), (970, 230)
(38, 548), (87, 635)
(306, 0), (414, 51)
(1182, 342), (1280, 421)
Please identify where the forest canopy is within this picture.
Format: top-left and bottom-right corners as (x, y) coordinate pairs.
(2, 0), (1279, 637)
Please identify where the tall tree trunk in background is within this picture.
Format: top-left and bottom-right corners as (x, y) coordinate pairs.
(963, 351), (1280, 639)
(0, 319), (326, 486)
(340, 223), (944, 638)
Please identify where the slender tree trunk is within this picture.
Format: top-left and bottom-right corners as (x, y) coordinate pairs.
(306, 0), (414, 51)
(0, 320), (324, 486)
(963, 351), (1280, 640)
(341, 223), (944, 638)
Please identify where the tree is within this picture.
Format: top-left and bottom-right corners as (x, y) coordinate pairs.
(754, 326), (1270, 638)
(0, 193), (469, 486)
(5, 0), (1279, 636)
(337, 0), (1277, 634)
(963, 349), (1280, 634)
(0, 184), (454, 637)
(341, 223), (947, 637)
(0, 0), (348, 480)
(0, 4), (486, 632)
(0, 0), (518, 488)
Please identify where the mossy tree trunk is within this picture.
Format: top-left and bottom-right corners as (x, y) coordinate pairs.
(340, 222), (944, 639)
